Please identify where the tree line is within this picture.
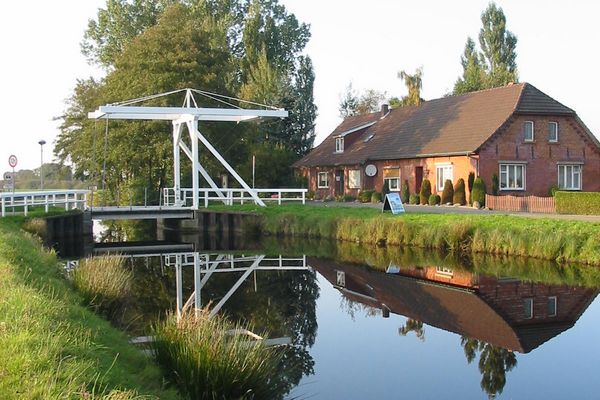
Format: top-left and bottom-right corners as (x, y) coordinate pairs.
(56, 0), (316, 203)
(340, 2), (518, 117)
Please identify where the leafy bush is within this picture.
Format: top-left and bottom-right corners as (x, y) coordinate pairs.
(428, 194), (441, 206)
(401, 180), (410, 204)
(491, 173), (499, 196)
(441, 179), (454, 204)
(382, 180), (390, 195)
(306, 191), (315, 200)
(409, 194), (420, 205)
(358, 190), (374, 203)
(371, 192), (382, 203)
(453, 178), (466, 205)
(472, 177), (487, 207)
(555, 191), (600, 215)
(468, 172), (475, 205)
(548, 185), (559, 197)
(419, 179), (432, 205)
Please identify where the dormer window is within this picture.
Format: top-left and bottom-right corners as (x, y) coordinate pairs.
(335, 137), (344, 153)
(548, 121), (558, 142)
(523, 121), (534, 142)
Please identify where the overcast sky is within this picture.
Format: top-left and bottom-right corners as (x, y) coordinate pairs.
(1, 0), (599, 170)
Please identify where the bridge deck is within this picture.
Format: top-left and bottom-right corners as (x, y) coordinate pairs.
(89, 206), (194, 220)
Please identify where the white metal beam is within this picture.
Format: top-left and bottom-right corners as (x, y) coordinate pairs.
(178, 140), (226, 203)
(89, 106), (287, 121)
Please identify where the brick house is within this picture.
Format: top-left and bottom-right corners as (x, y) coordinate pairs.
(310, 257), (597, 353)
(294, 83), (600, 198)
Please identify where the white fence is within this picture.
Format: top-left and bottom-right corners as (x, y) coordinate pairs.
(163, 187), (307, 207)
(0, 190), (89, 217)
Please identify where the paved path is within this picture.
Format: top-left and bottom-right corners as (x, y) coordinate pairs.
(306, 200), (600, 223)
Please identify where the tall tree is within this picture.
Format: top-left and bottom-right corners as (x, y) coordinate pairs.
(397, 67), (423, 106)
(338, 84), (386, 117)
(453, 2), (518, 95)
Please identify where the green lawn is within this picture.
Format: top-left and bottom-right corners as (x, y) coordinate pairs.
(0, 217), (180, 399)
(209, 204), (600, 265)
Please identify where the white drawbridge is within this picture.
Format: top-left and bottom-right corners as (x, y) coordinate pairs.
(88, 89), (289, 209)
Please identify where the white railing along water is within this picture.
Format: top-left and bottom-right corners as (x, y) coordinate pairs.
(0, 190), (89, 217)
(162, 187), (307, 207)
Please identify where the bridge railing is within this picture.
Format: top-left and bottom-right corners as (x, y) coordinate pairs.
(0, 190), (89, 217)
(162, 187), (307, 207)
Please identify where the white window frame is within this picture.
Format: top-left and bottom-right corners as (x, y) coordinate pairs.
(317, 172), (329, 188)
(383, 167), (400, 192)
(523, 298), (533, 319)
(348, 169), (361, 189)
(499, 163), (526, 191)
(436, 164), (453, 191)
(558, 164), (582, 190)
(335, 137), (344, 153)
(523, 121), (534, 142)
(548, 296), (557, 317)
(548, 121), (558, 143)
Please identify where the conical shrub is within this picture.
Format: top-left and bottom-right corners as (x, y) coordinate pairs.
(441, 179), (454, 204)
(454, 178), (466, 205)
(419, 179), (432, 205)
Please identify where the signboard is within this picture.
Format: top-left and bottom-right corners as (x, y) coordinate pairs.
(3, 172), (13, 181)
(382, 192), (405, 215)
(8, 155), (17, 168)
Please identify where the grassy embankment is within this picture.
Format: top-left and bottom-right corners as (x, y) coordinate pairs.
(210, 204), (600, 266)
(0, 215), (180, 399)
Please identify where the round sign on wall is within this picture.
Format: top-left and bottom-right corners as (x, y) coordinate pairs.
(365, 164), (377, 177)
(8, 155), (17, 168)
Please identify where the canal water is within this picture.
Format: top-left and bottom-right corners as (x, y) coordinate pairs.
(74, 222), (600, 399)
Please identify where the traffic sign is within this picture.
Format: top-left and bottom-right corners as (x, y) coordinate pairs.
(8, 155), (17, 168)
(3, 172), (13, 181)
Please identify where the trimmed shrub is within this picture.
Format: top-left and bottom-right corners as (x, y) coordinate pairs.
(371, 191), (382, 203)
(453, 178), (466, 205)
(419, 179), (432, 205)
(358, 190), (374, 203)
(441, 179), (454, 204)
(401, 180), (410, 204)
(491, 173), (499, 196)
(382, 180), (390, 195)
(409, 194), (420, 205)
(468, 172), (475, 205)
(556, 191), (600, 215)
(306, 191), (315, 200)
(428, 194), (441, 206)
(548, 185), (559, 197)
(472, 177), (487, 207)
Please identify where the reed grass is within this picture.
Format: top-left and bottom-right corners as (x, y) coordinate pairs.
(152, 312), (286, 400)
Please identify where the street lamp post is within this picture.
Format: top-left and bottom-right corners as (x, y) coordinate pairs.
(38, 140), (46, 190)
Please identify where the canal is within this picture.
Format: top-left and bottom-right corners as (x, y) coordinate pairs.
(64, 221), (600, 399)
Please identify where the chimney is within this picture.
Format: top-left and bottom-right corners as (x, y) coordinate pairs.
(380, 103), (389, 118)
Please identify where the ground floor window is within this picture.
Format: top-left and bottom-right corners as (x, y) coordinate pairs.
(318, 172), (329, 188)
(548, 296), (557, 317)
(523, 298), (533, 319)
(436, 164), (453, 191)
(558, 164), (582, 190)
(348, 169), (361, 189)
(383, 167), (400, 191)
(500, 163), (525, 190)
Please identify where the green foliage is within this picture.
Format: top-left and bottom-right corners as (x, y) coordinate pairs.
(397, 67), (423, 106)
(306, 191), (315, 200)
(358, 190), (374, 203)
(454, 178), (467, 205)
(338, 83), (386, 117)
(371, 192), (382, 203)
(453, 2), (518, 95)
(336, 194), (356, 202)
(556, 192), (600, 215)
(428, 194), (441, 206)
(152, 312), (286, 400)
(491, 173), (499, 195)
(472, 177), (487, 207)
(401, 180), (410, 204)
(548, 184), (559, 197)
(468, 172), (475, 204)
(441, 179), (454, 204)
(419, 179), (432, 205)
(382, 180), (390, 195)
(409, 193), (420, 205)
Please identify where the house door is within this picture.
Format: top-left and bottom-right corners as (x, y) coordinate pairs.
(335, 170), (344, 195)
(415, 167), (423, 193)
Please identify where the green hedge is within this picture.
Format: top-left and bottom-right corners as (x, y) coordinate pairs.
(555, 191), (600, 215)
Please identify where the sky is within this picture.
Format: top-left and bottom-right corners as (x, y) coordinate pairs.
(1, 0), (599, 171)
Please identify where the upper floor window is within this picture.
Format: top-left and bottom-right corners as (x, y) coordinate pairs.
(500, 163), (525, 190)
(436, 164), (453, 191)
(335, 137), (344, 153)
(523, 121), (534, 142)
(548, 121), (558, 142)
(318, 172), (329, 188)
(558, 164), (582, 190)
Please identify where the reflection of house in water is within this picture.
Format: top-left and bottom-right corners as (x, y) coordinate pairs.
(311, 258), (598, 353)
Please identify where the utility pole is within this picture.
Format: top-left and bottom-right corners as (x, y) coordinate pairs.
(38, 140), (46, 190)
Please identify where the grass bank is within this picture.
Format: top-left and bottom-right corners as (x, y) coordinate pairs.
(0, 217), (179, 399)
(211, 204), (600, 265)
